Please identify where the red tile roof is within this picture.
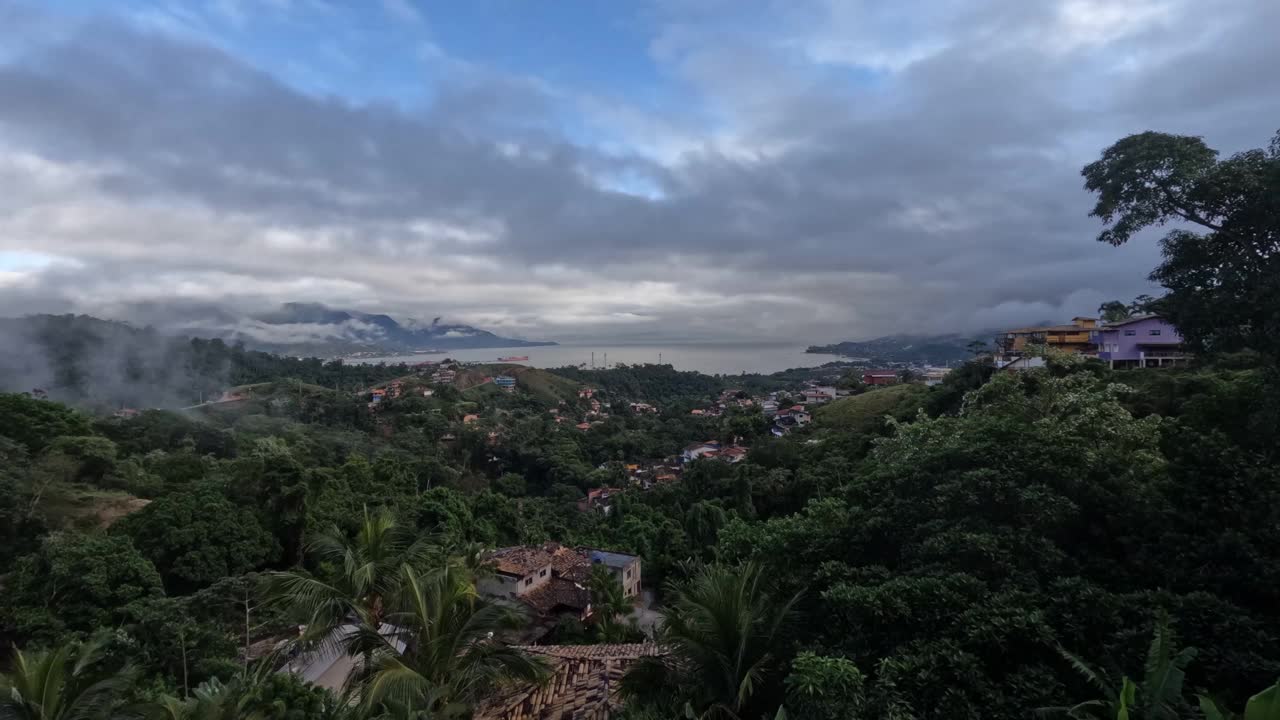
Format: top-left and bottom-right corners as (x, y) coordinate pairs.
(490, 546), (553, 577)
(520, 576), (590, 615)
(473, 643), (664, 720)
(542, 542), (592, 583)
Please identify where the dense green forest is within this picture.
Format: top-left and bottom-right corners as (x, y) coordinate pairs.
(2, 130), (1279, 719)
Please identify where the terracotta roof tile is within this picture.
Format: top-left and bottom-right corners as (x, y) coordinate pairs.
(521, 576), (590, 615)
(491, 546), (554, 576)
(541, 542), (593, 583)
(473, 644), (664, 720)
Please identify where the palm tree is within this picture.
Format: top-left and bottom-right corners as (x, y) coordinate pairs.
(263, 506), (434, 662)
(144, 678), (244, 720)
(622, 562), (800, 720)
(356, 564), (547, 717)
(0, 634), (135, 720)
(144, 659), (355, 720)
(1040, 613), (1196, 720)
(589, 565), (640, 642)
(1098, 301), (1133, 323)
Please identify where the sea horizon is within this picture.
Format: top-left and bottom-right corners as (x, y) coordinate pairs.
(349, 341), (844, 376)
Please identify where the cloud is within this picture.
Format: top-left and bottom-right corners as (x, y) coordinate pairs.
(0, 0), (1276, 344)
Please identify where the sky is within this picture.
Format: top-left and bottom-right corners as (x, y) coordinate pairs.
(0, 0), (1277, 344)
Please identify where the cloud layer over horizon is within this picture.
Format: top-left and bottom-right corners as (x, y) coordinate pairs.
(1, 0), (1277, 343)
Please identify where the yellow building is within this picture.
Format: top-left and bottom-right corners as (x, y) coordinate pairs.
(996, 317), (1098, 360)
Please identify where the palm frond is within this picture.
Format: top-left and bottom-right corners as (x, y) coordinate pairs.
(360, 656), (437, 715)
(1054, 645), (1114, 697)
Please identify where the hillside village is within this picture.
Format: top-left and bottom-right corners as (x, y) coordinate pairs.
(2, 300), (1274, 719)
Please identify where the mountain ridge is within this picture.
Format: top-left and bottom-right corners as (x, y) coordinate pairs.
(806, 331), (995, 365)
(175, 302), (556, 355)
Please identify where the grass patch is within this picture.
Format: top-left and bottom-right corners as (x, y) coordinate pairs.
(817, 384), (929, 433)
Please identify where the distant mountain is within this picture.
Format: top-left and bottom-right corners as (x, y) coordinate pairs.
(172, 302), (556, 355)
(806, 332), (993, 365)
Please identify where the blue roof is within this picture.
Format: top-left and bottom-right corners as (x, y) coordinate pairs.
(587, 549), (636, 568)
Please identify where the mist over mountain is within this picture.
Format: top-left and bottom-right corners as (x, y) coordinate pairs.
(125, 302), (556, 355)
(0, 314), (232, 409)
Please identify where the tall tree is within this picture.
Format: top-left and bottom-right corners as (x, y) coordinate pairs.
(1097, 301), (1132, 323)
(1082, 130), (1280, 358)
(262, 506), (433, 670)
(622, 562), (800, 720)
(116, 482), (279, 594)
(1, 532), (164, 645)
(357, 564), (546, 716)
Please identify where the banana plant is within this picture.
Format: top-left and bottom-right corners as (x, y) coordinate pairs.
(1039, 613), (1196, 720)
(1198, 680), (1280, 720)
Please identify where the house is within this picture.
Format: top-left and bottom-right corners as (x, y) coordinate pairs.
(463, 414), (480, 424)
(478, 546), (583, 619)
(479, 544), (642, 621)
(1091, 315), (1190, 369)
(473, 643), (664, 720)
(578, 487), (624, 515)
(479, 546), (556, 601)
(761, 400), (778, 417)
(583, 547), (642, 598)
(802, 388), (837, 404)
(575, 422), (591, 431)
(578, 388), (596, 399)
(682, 441), (722, 462)
(629, 402), (658, 414)
(494, 375), (517, 392)
(808, 386), (838, 401)
(778, 406), (811, 425)
(994, 316), (1098, 367)
(923, 367), (951, 386)
(720, 446), (749, 463)
(862, 369), (899, 386)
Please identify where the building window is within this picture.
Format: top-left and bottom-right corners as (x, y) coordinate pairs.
(524, 577), (532, 587)
(625, 569), (632, 579)
(540, 569), (547, 578)
(1124, 330), (1136, 336)
(1149, 329), (1162, 336)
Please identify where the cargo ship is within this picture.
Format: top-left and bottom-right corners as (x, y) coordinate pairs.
(497, 355), (529, 362)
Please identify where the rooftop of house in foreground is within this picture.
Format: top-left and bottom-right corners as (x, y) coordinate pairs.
(473, 643), (664, 720)
(491, 546), (554, 576)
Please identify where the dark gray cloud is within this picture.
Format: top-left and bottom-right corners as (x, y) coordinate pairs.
(0, 0), (1277, 343)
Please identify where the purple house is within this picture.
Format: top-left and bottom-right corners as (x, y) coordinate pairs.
(1091, 315), (1190, 369)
